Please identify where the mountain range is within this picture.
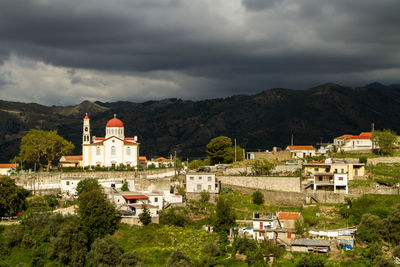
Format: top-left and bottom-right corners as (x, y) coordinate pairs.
(1, 82), (400, 162)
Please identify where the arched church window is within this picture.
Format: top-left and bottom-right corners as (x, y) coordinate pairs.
(126, 147), (131, 156)
(111, 146), (116, 156)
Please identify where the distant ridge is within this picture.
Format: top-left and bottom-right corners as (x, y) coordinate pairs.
(1, 82), (400, 162)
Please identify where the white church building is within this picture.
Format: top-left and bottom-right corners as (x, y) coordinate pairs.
(82, 114), (139, 167)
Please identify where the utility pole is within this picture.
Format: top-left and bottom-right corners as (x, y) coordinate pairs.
(291, 134), (294, 146)
(371, 122), (375, 132)
(174, 150), (177, 179)
(234, 138), (237, 162)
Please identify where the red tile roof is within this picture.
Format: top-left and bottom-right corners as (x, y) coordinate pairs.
(95, 137), (105, 140)
(123, 195), (148, 200)
(351, 135), (371, 140)
(360, 132), (372, 138)
(278, 212), (301, 220)
(287, 146), (314, 150)
(154, 157), (169, 162)
(0, 163), (19, 168)
(139, 156), (147, 161)
(63, 156), (83, 161)
(335, 134), (353, 139)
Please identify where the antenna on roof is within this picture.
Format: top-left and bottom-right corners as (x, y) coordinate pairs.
(371, 122), (375, 132)
(291, 134), (294, 146)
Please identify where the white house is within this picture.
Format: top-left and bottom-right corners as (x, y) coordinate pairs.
(185, 173), (220, 193)
(252, 213), (279, 240)
(82, 114), (139, 167)
(59, 156), (83, 168)
(286, 146), (316, 159)
(312, 173), (348, 194)
(0, 163), (18, 176)
(334, 132), (373, 152)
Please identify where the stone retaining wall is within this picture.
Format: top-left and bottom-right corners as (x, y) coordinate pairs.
(218, 176), (302, 192)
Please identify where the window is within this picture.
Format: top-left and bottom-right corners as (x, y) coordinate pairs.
(208, 185), (212, 190)
(126, 147), (131, 156)
(314, 168), (318, 171)
(154, 197), (158, 202)
(96, 147), (101, 156)
(111, 146), (116, 156)
(334, 169), (338, 173)
(198, 176), (202, 180)
(208, 177), (212, 182)
(66, 181), (70, 185)
(197, 184), (202, 191)
(318, 176), (322, 181)
(325, 168), (330, 172)
(339, 177), (343, 181)
(190, 176), (194, 180)
(85, 127), (88, 132)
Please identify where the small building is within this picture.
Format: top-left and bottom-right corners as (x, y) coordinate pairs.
(291, 239), (331, 253)
(147, 157), (174, 168)
(277, 212), (301, 230)
(303, 162), (365, 180)
(312, 173), (348, 193)
(185, 173), (220, 193)
(334, 132), (374, 152)
(246, 148), (292, 162)
(59, 155), (83, 168)
(0, 163), (19, 176)
(286, 146), (316, 159)
(252, 213), (279, 240)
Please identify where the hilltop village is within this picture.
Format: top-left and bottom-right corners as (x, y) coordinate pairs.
(1, 114), (400, 266)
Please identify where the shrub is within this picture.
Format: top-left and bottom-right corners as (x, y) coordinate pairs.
(203, 242), (220, 257)
(87, 235), (124, 266)
(252, 191), (264, 205)
(359, 156), (368, 164)
(260, 239), (285, 258)
(139, 204), (152, 226)
(3, 225), (24, 248)
(393, 245), (400, 258)
(159, 207), (192, 227)
(120, 251), (142, 267)
(200, 191), (210, 203)
(357, 214), (383, 243)
(121, 181), (129, 191)
(373, 255), (395, 267)
(251, 159), (275, 175)
(167, 249), (191, 267)
(296, 253), (326, 267)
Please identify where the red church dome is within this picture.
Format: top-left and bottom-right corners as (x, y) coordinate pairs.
(106, 115), (124, 127)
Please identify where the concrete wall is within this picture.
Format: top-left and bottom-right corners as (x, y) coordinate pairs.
(367, 157), (400, 165)
(218, 176), (302, 192)
(247, 150), (292, 162)
(11, 169), (175, 194)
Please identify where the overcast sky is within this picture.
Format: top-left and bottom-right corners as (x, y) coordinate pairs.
(0, 0), (399, 105)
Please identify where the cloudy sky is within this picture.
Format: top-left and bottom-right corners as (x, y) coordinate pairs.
(0, 0), (399, 105)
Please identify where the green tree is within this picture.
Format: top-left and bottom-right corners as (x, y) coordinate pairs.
(76, 178), (102, 195)
(206, 136), (233, 165)
(49, 219), (88, 267)
(252, 159), (275, 175)
(385, 204), (400, 244)
(159, 207), (192, 227)
(252, 191), (264, 205)
(224, 146), (244, 162)
(139, 204), (152, 226)
(200, 191), (210, 203)
(213, 196), (236, 234)
(357, 214), (383, 243)
(188, 159), (206, 170)
(393, 245), (400, 258)
(296, 253), (326, 267)
(260, 239), (285, 258)
(120, 251), (143, 267)
(372, 130), (398, 155)
(18, 129), (74, 171)
(121, 181), (129, 191)
(76, 179), (118, 242)
(167, 249), (191, 267)
(87, 235), (124, 267)
(295, 218), (309, 236)
(0, 177), (27, 216)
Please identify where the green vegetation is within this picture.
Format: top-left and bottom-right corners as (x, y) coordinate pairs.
(206, 136), (243, 165)
(251, 158), (275, 175)
(76, 178), (118, 242)
(16, 129), (74, 171)
(252, 191), (264, 205)
(372, 129), (398, 155)
(367, 163), (400, 186)
(121, 180), (129, 191)
(138, 204), (152, 226)
(0, 177), (28, 216)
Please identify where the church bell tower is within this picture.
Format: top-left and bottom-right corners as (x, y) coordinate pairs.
(83, 113), (91, 145)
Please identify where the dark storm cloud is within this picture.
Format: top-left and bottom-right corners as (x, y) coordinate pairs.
(0, 0), (399, 104)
